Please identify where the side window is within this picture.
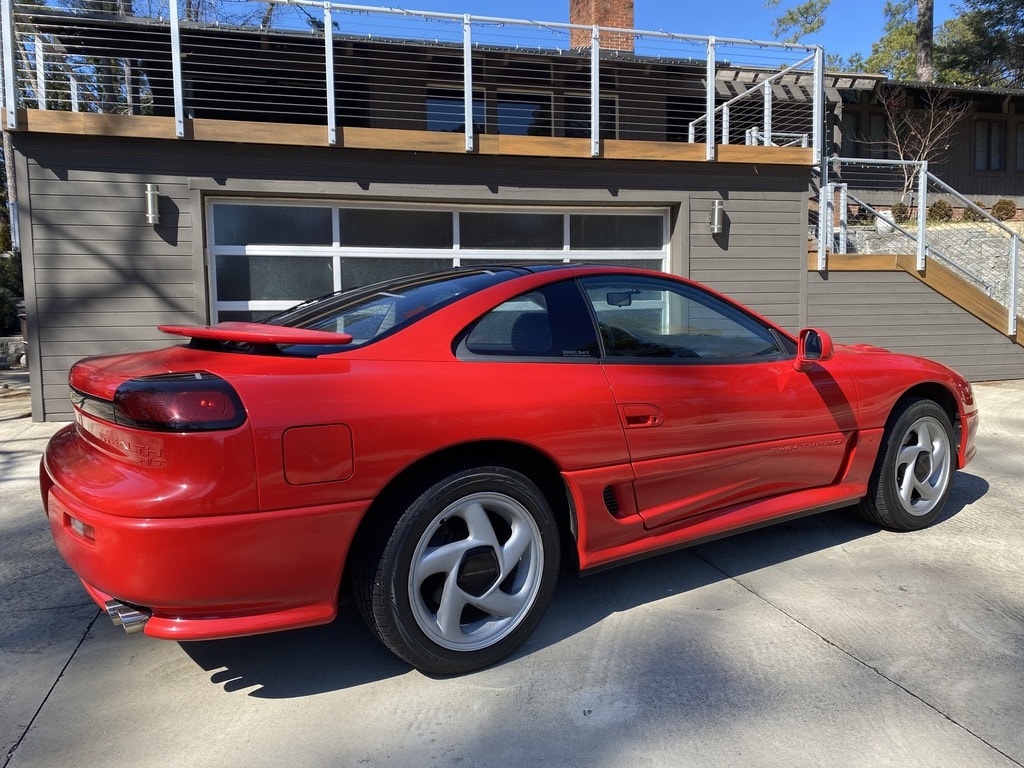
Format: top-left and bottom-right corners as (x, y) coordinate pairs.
(461, 280), (599, 359)
(579, 275), (785, 361)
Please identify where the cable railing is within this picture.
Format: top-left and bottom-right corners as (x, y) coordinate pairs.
(688, 50), (818, 149)
(818, 158), (1021, 336)
(0, 0), (824, 162)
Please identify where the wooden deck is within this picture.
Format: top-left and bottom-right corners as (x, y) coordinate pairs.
(6, 109), (814, 165)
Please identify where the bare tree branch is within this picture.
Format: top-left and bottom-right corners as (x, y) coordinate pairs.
(877, 85), (968, 200)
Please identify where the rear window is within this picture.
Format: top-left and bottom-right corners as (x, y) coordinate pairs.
(265, 268), (520, 355)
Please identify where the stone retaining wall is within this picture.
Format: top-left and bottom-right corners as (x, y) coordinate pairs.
(0, 336), (26, 368)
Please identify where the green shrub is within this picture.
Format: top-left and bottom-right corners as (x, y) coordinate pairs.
(962, 202), (986, 222)
(891, 202), (910, 222)
(991, 198), (1017, 221)
(928, 198), (954, 222)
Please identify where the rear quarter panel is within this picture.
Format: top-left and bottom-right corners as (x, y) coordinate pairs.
(228, 356), (630, 513)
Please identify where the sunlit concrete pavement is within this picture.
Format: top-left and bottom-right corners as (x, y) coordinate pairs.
(2, 381), (1022, 768)
(0, 368), (30, 421)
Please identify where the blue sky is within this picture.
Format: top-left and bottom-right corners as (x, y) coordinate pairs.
(385, 1), (958, 61)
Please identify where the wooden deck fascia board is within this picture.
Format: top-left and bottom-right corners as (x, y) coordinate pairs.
(5, 110), (814, 166)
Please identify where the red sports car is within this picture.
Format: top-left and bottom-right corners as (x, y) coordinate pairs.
(42, 265), (978, 675)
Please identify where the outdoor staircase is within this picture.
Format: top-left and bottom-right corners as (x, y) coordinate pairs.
(819, 174), (1023, 349)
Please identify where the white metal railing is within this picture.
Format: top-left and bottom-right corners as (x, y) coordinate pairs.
(0, 0), (824, 162)
(819, 158), (1021, 337)
(688, 50), (817, 150)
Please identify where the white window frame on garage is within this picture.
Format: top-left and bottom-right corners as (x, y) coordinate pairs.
(206, 199), (670, 323)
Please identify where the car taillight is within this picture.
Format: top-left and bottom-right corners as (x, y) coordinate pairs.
(112, 373), (246, 432)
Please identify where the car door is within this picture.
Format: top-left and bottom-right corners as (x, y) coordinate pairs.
(578, 274), (860, 529)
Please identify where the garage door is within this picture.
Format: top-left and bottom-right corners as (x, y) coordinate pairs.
(207, 200), (669, 322)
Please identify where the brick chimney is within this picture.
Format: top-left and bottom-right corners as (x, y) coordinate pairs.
(569, 0), (635, 52)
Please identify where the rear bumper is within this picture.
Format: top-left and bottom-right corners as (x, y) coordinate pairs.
(44, 479), (370, 641)
(83, 581), (339, 640)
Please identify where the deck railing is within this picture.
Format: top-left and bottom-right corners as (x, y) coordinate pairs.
(1, 0), (823, 161)
(819, 158), (1021, 337)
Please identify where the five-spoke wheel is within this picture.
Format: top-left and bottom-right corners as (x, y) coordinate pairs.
(859, 399), (956, 530)
(356, 465), (560, 675)
(407, 489), (547, 652)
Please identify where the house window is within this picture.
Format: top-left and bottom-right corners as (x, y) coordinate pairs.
(666, 91), (708, 143)
(867, 113), (887, 159)
(975, 120), (1005, 171)
(496, 92), (552, 135)
(564, 95), (617, 139)
(207, 201), (669, 322)
(426, 90), (485, 133)
(839, 111), (859, 157)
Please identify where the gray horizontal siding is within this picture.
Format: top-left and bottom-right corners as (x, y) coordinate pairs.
(689, 191), (806, 333)
(35, 296), (196, 313)
(30, 209), (194, 229)
(17, 133), (199, 418)
(36, 325), (177, 343)
(35, 275), (195, 295)
(808, 271), (1024, 381)
(31, 253), (196, 269)
(34, 311), (186, 328)
(30, 240), (193, 258)
(40, 339), (175, 357)
(36, 268), (195, 286)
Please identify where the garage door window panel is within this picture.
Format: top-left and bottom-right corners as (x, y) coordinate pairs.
(216, 255), (334, 302)
(570, 214), (663, 250)
(460, 212), (563, 250)
(213, 204), (332, 246)
(207, 203), (670, 323)
(339, 209), (453, 249)
(340, 257), (453, 289)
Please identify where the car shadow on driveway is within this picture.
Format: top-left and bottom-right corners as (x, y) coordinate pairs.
(178, 471), (988, 697)
(180, 603), (412, 696)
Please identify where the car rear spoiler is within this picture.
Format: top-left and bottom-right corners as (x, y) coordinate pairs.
(158, 322), (354, 345)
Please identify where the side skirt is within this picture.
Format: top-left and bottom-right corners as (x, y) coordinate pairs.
(577, 483), (867, 574)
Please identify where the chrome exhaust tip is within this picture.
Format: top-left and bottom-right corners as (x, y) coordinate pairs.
(104, 600), (151, 635)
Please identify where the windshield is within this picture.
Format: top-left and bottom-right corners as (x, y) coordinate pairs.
(265, 267), (521, 352)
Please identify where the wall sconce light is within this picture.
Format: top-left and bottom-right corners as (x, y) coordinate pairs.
(145, 183), (160, 226)
(710, 199), (725, 235)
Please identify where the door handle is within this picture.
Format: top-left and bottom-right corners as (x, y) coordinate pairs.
(620, 403), (664, 428)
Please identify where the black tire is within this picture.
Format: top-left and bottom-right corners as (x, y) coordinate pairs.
(355, 466), (560, 675)
(858, 398), (956, 531)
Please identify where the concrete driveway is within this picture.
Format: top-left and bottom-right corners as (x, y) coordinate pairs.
(2, 381), (1022, 768)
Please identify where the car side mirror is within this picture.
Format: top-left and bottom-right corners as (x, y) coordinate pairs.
(794, 328), (834, 372)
